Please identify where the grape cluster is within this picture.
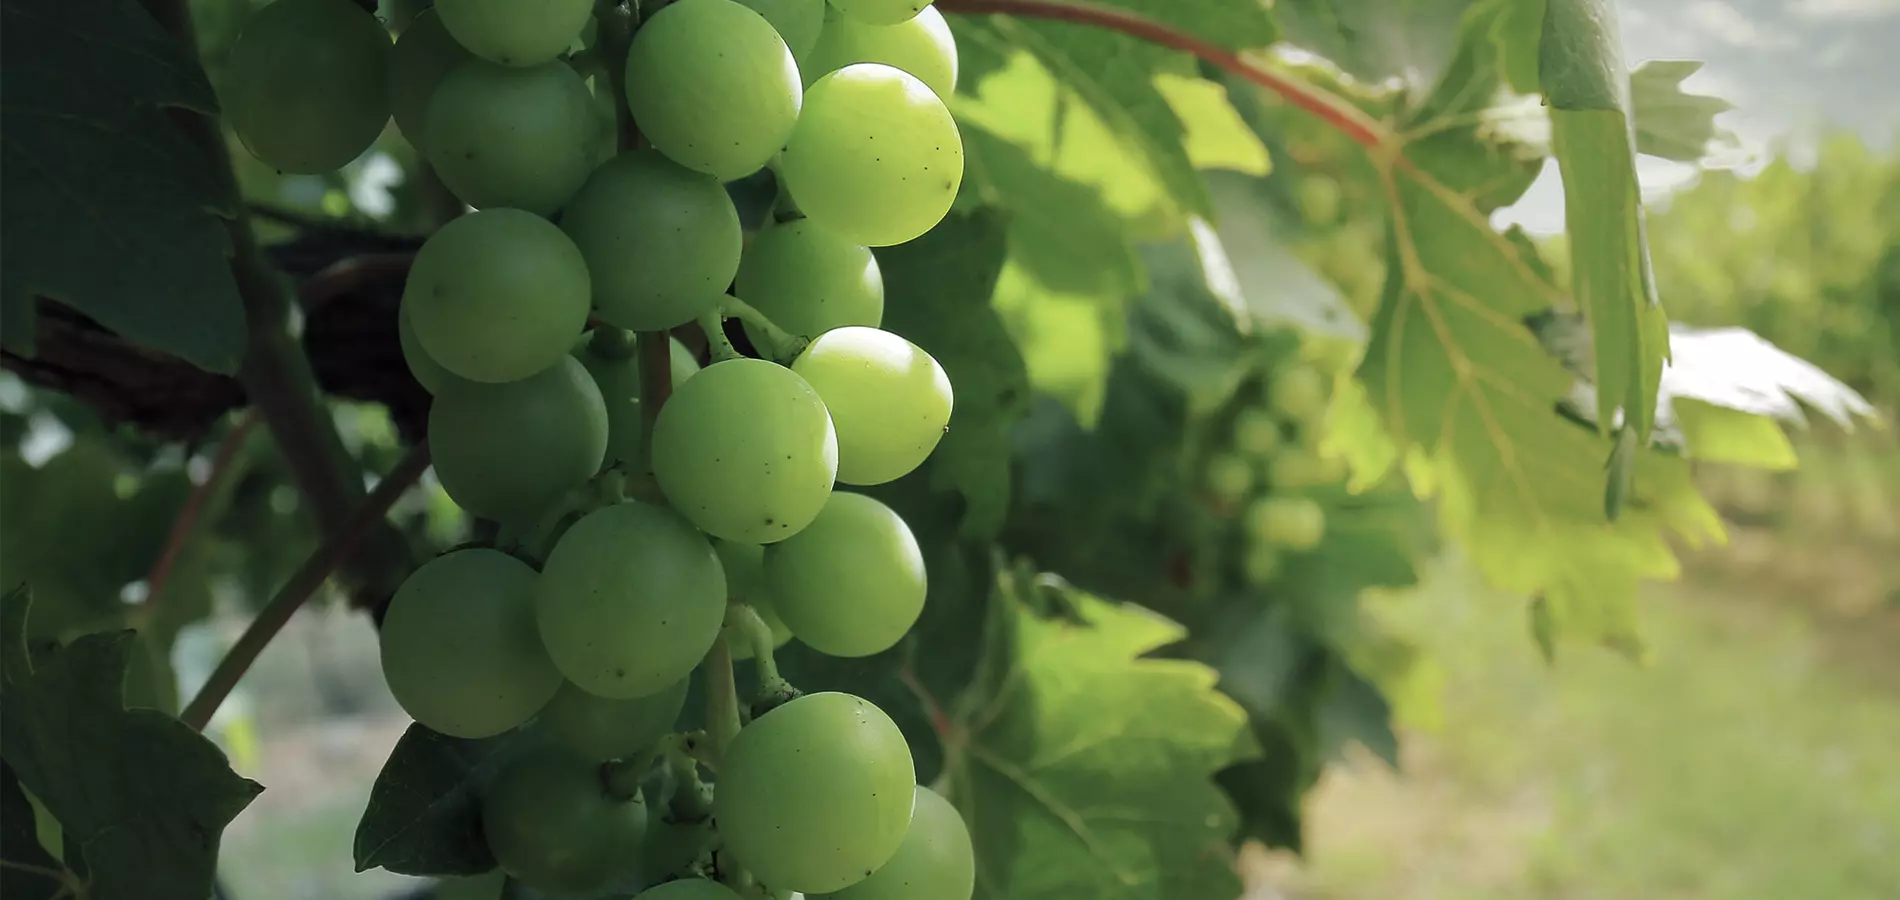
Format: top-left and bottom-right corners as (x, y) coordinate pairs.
(228, 1), (975, 897)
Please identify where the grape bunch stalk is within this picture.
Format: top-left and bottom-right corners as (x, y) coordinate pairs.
(225, 0), (977, 897)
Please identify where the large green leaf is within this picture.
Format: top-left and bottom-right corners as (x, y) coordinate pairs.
(2, 760), (76, 900)
(1628, 60), (1741, 164)
(1273, 0), (1479, 93)
(0, 0), (244, 373)
(353, 724), (522, 877)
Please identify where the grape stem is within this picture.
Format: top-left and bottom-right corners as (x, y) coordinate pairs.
(665, 739), (716, 821)
(634, 330), (675, 484)
(593, 1), (643, 150)
(702, 632), (743, 764)
(132, 412), (258, 624)
(180, 445), (432, 731)
(730, 603), (799, 711)
(588, 324), (639, 361)
(721, 296), (808, 364)
(697, 311), (743, 363)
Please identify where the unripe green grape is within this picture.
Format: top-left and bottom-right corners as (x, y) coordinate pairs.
(634, 880), (744, 900)
(429, 357), (607, 523)
(813, 786), (973, 900)
(435, 0), (592, 67)
(625, 0), (802, 180)
(1265, 448), (1330, 490)
(831, 0), (929, 26)
(766, 492), (924, 657)
(1241, 544), (1282, 586)
(388, 10), (473, 151)
(1203, 452), (1253, 506)
(403, 209), (592, 383)
(805, 5), (957, 100)
(561, 150), (743, 330)
(1244, 496), (1326, 551)
(738, 0), (827, 62)
(736, 220), (884, 345)
(781, 65), (962, 247)
(538, 678), (687, 762)
(652, 359), (838, 543)
(714, 693), (916, 892)
(424, 59), (602, 215)
(380, 549), (561, 738)
(1269, 363), (1330, 424)
(536, 502), (728, 698)
(225, 0), (391, 173)
(792, 327), (951, 485)
(397, 305), (474, 395)
(482, 748), (646, 892)
(713, 540), (796, 660)
(1231, 407), (1283, 458)
(576, 335), (703, 469)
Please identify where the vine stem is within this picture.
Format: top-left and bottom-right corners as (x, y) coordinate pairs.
(935, 0), (1393, 152)
(722, 296), (807, 363)
(702, 634), (742, 765)
(698, 311), (743, 363)
(137, 413), (259, 619)
(180, 445), (432, 731)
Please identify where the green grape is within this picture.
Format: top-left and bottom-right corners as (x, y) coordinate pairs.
(380, 549), (561, 738)
(1203, 452), (1253, 507)
(538, 678), (688, 761)
(575, 335), (700, 470)
(388, 10), (473, 151)
(791, 327), (951, 485)
(625, 0), (802, 180)
(397, 304), (474, 395)
(1231, 407), (1283, 458)
(536, 502), (728, 698)
(780, 64), (963, 247)
(1269, 363), (1330, 424)
(403, 209), (592, 383)
(435, 0), (593, 67)
(1265, 448), (1329, 490)
(714, 693), (915, 892)
(805, 5), (956, 100)
(735, 220), (884, 346)
(424, 59), (602, 215)
(814, 785), (973, 900)
(651, 359), (838, 543)
(224, 0), (391, 173)
(831, 0), (929, 26)
(713, 540), (796, 660)
(429, 357), (607, 523)
(738, 0), (827, 63)
(561, 150), (743, 330)
(482, 748), (646, 892)
(765, 492), (924, 657)
(1244, 496), (1326, 551)
(633, 880), (744, 900)
(1241, 544), (1282, 586)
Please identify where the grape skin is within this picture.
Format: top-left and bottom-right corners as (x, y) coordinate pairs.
(402, 209), (592, 384)
(397, 305), (473, 396)
(737, 0), (827, 63)
(561, 150), (743, 331)
(624, 0), (803, 181)
(380, 549), (561, 738)
(831, 0), (930, 26)
(632, 880), (744, 900)
(1244, 496), (1326, 550)
(434, 0), (593, 67)
(735, 220), (885, 344)
(713, 540), (797, 660)
(1203, 452), (1254, 506)
(714, 693), (916, 893)
(651, 359), (839, 543)
(1269, 364), (1330, 423)
(387, 10), (473, 152)
(765, 492), (925, 658)
(538, 678), (687, 762)
(225, 0), (391, 174)
(792, 327), (952, 486)
(779, 64), (963, 247)
(482, 748), (646, 892)
(424, 59), (603, 216)
(536, 502), (728, 698)
(1230, 407), (1283, 458)
(805, 5), (957, 100)
(813, 786), (975, 900)
(429, 357), (607, 524)
(576, 335), (702, 470)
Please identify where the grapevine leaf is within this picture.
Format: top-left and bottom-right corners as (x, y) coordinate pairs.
(959, 124), (1142, 299)
(1205, 171), (1365, 342)
(942, 575), (1255, 900)
(2, 760), (75, 900)
(352, 724), (531, 877)
(0, 593), (262, 900)
(1272, 0), (1479, 92)
(1629, 60), (1741, 165)
(0, 0), (244, 374)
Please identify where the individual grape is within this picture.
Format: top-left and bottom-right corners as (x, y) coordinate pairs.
(1244, 496), (1326, 551)
(805, 5), (957, 100)
(791, 327), (951, 485)
(397, 305), (474, 396)
(536, 502), (728, 698)
(1241, 544), (1282, 586)
(380, 549), (561, 738)
(403, 209), (592, 383)
(735, 220), (884, 345)
(224, 0), (390, 174)
(765, 493), (924, 658)
(388, 10), (473, 151)
(538, 678), (688, 762)
(633, 880), (744, 900)
(1203, 452), (1253, 507)
(429, 357), (607, 523)
(435, 0), (593, 67)
(1264, 448), (1330, 490)
(714, 693), (915, 892)
(1231, 407), (1283, 458)
(424, 59), (602, 215)
(624, 0), (802, 180)
(814, 786), (973, 900)
(651, 359), (838, 543)
(576, 334), (703, 469)
(482, 748), (646, 892)
(1269, 363), (1330, 424)
(780, 65), (963, 247)
(561, 151), (743, 330)
(831, 0), (929, 26)
(713, 540), (796, 660)
(737, 0), (827, 63)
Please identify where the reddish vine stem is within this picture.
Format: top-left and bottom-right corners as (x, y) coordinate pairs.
(181, 445), (432, 731)
(138, 413), (260, 617)
(935, 0), (1392, 152)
